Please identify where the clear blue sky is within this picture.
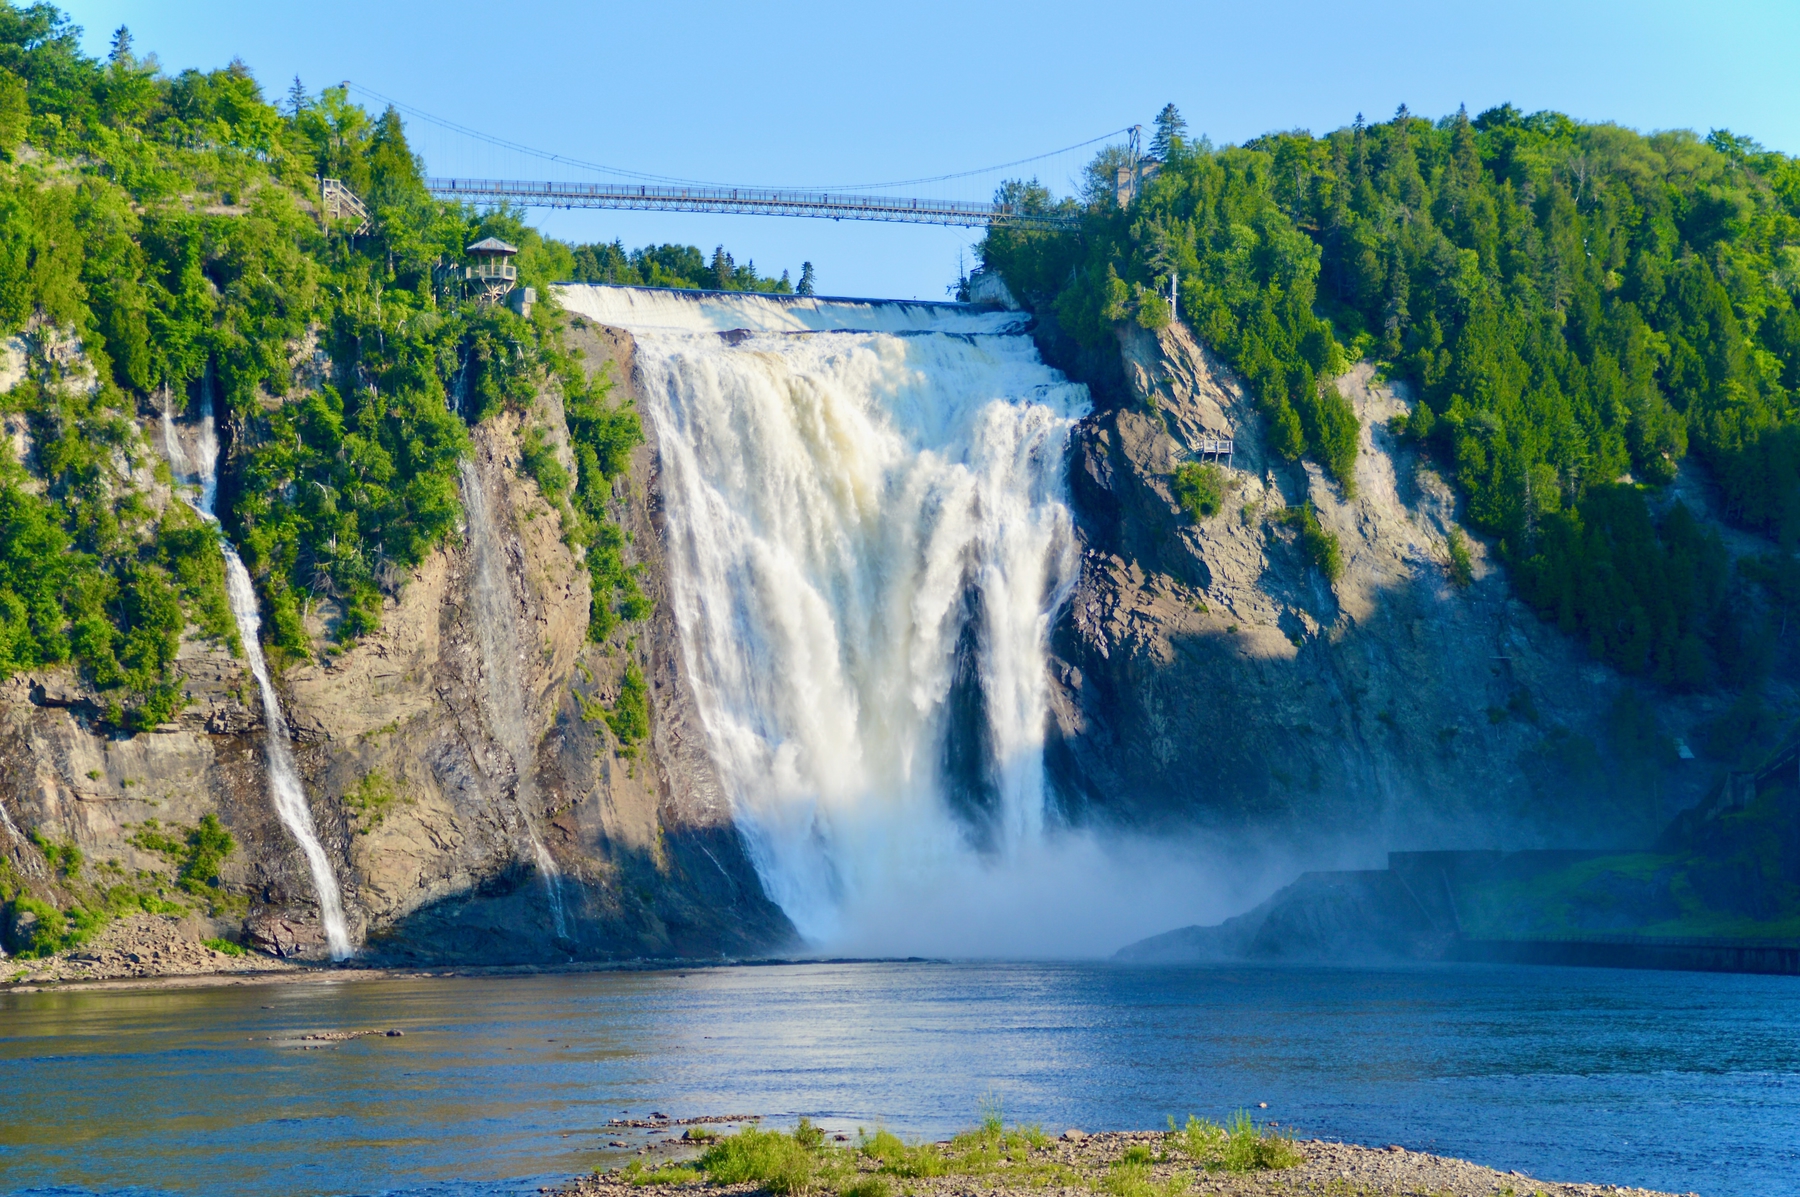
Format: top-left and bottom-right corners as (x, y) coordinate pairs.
(58, 0), (1800, 301)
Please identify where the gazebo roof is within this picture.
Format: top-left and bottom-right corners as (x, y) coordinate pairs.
(465, 237), (519, 256)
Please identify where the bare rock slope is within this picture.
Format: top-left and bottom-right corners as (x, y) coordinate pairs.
(1047, 320), (1728, 849)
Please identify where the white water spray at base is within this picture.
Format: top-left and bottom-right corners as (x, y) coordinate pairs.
(457, 457), (569, 940)
(165, 392), (351, 960)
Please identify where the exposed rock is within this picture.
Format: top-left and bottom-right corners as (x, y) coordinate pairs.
(0, 315), (794, 972)
(1046, 319), (1746, 850)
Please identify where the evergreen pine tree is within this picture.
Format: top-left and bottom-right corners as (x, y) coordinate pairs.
(286, 75), (307, 119)
(108, 25), (132, 65)
(796, 262), (816, 297)
(1150, 103), (1186, 160)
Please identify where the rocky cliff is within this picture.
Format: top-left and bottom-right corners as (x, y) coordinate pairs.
(0, 316), (793, 967)
(3, 295), (1784, 974)
(1044, 318), (1772, 853)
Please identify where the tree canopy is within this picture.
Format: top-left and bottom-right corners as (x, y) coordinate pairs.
(984, 103), (1800, 690)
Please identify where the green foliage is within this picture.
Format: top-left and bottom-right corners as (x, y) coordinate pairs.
(606, 662), (650, 752)
(691, 1124), (818, 1194)
(1171, 462), (1229, 519)
(1276, 504), (1342, 581)
(566, 240), (794, 293)
(203, 935), (244, 955)
(0, 65), (25, 157)
(1166, 1113), (1301, 1173)
(982, 132), (1355, 494)
(30, 827), (81, 876)
(1102, 1148), (1188, 1197)
(1446, 526), (1474, 586)
(1516, 488), (1744, 685)
(539, 341), (650, 639)
(127, 812), (235, 896)
(990, 104), (1800, 687)
(860, 1129), (948, 1179)
(7, 893), (67, 956)
(342, 768), (404, 831)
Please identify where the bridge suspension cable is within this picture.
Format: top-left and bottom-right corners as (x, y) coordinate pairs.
(348, 82), (1108, 227)
(348, 81), (1122, 197)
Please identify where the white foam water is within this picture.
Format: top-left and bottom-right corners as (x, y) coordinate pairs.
(165, 391), (351, 960)
(559, 284), (1089, 945)
(456, 457), (569, 940)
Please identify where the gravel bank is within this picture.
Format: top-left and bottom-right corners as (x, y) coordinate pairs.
(562, 1128), (1692, 1197)
(2, 912), (297, 985)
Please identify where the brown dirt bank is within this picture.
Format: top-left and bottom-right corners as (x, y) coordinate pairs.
(564, 1130), (1689, 1197)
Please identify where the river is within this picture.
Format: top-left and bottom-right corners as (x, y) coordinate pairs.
(2, 960), (1796, 1196)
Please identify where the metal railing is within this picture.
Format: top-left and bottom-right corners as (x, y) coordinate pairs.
(466, 262), (517, 283)
(424, 178), (1080, 230)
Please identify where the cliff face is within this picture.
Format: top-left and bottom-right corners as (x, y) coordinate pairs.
(0, 319), (793, 965)
(1046, 319), (1742, 851)
(3, 298), (1773, 972)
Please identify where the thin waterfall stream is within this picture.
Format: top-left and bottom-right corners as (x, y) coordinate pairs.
(457, 457), (569, 939)
(162, 394), (352, 960)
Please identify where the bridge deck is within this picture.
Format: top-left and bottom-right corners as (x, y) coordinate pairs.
(425, 178), (1079, 230)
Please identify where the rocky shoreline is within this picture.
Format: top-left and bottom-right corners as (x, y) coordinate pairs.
(566, 1129), (1691, 1197)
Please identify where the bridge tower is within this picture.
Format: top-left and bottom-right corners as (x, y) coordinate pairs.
(464, 237), (535, 315)
(1114, 124), (1162, 208)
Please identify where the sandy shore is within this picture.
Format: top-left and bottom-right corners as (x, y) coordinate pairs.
(564, 1129), (1693, 1197)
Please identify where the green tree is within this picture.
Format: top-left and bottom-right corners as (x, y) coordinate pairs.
(1150, 102), (1186, 161)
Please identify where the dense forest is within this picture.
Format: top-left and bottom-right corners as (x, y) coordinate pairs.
(0, 3), (782, 729)
(984, 104), (1800, 692)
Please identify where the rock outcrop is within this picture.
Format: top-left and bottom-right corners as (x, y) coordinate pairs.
(0, 317), (794, 967)
(1045, 319), (1748, 851)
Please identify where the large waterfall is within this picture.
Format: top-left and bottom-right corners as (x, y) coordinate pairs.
(560, 286), (1090, 946)
(162, 395), (352, 960)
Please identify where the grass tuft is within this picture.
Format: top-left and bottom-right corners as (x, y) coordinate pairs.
(1168, 1112), (1301, 1173)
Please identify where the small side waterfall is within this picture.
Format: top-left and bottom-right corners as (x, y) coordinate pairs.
(164, 393), (352, 960)
(457, 456), (569, 939)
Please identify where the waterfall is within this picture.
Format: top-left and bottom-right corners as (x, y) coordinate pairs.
(558, 286), (1089, 945)
(164, 392), (352, 961)
(456, 457), (569, 939)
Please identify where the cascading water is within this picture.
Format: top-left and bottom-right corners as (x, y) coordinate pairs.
(456, 457), (569, 939)
(558, 286), (1090, 945)
(163, 393), (352, 960)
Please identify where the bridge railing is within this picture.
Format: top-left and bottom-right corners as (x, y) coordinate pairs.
(424, 178), (1080, 230)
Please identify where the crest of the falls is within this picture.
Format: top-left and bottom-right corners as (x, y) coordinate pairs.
(456, 457), (569, 940)
(164, 393), (352, 960)
(560, 285), (1089, 944)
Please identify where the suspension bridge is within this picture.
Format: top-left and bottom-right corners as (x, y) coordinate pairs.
(421, 178), (1080, 229)
(349, 84), (1124, 232)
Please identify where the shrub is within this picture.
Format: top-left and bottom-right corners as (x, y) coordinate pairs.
(838, 1178), (891, 1197)
(607, 663), (650, 752)
(695, 1125), (818, 1195)
(1218, 1111), (1302, 1172)
(1277, 504), (1343, 582)
(1446, 527), (1474, 587)
(1169, 1113), (1300, 1173)
(343, 770), (404, 831)
(862, 1129), (946, 1178)
(1171, 463), (1229, 520)
(129, 814), (235, 896)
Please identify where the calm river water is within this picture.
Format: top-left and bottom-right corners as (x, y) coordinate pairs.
(1, 960), (1796, 1197)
